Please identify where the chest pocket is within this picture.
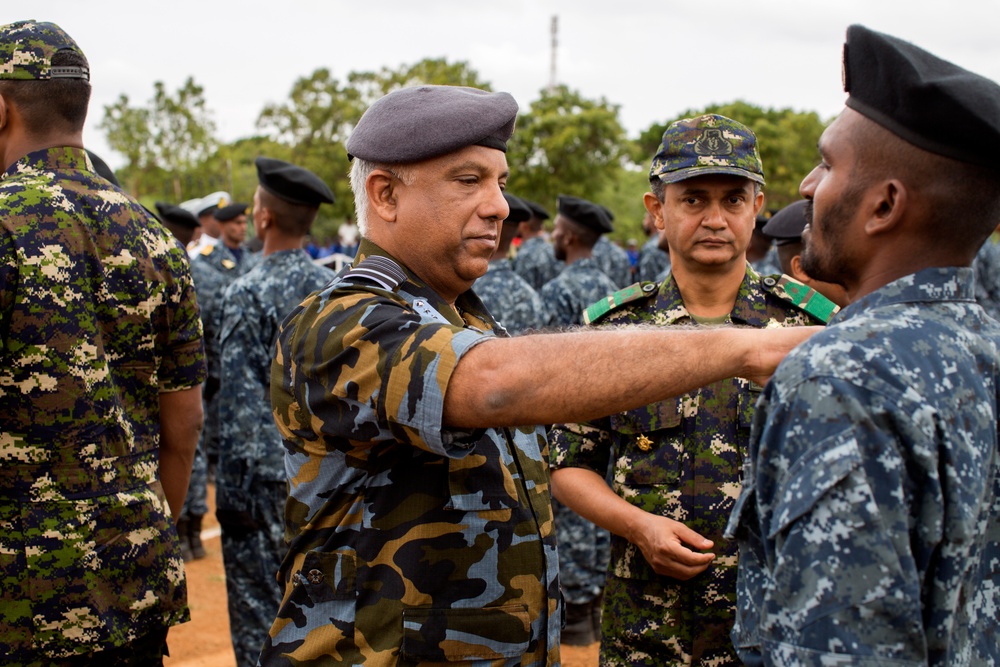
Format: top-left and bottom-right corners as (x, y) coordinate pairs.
(610, 398), (684, 486)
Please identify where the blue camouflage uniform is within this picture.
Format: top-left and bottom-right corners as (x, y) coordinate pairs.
(258, 240), (561, 666)
(726, 267), (1000, 666)
(750, 246), (781, 277)
(974, 236), (1000, 321)
(473, 258), (546, 335)
(539, 257), (619, 328)
(593, 236), (634, 289)
(0, 146), (207, 663)
(551, 265), (835, 666)
(636, 235), (670, 283)
(183, 244), (259, 523)
(217, 249), (332, 667)
(513, 235), (563, 291)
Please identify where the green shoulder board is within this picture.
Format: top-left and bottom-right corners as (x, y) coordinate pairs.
(583, 281), (658, 325)
(764, 275), (839, 324)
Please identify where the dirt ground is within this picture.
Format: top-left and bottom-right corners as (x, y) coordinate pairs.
(163, 485), (599, 667)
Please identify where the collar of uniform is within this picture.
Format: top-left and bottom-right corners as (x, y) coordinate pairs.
(832, 266), (974, 325)
(653, 263), (775, 327)
(3, 145), (90, 181)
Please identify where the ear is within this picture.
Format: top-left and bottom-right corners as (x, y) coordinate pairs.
(789, 254), (811, 282)
(643, 192), (665, 230)
(366, 170), (399, 224)
(865, 179), (907, 237)
(753, 188), (765, 218)
(0, 95), (7, 132)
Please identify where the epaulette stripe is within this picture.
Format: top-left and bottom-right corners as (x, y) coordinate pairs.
(801, 297), (838, 323)
(344, 256), (407, 291)
(583, 282), (656, 325)
(772, 276), (838, 324)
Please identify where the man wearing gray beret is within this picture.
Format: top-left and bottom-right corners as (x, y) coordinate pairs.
(258, 84), (816, 666)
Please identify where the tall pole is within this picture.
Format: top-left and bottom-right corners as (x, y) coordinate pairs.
(548, 15), (558, 93)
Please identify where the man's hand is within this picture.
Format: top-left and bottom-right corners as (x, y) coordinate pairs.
(741, 325), (822, 386)
(630, 512), (715, 580)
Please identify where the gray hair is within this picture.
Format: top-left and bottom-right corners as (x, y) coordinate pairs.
(350, 158), (414, 237)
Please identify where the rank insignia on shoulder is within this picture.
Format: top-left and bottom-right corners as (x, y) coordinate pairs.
(344, 255), (407, 291)
(762, 275), (838, 324)
(221, 259), (236, 269)
(199, 245), (214, 256)
(583, 281), (658, 325)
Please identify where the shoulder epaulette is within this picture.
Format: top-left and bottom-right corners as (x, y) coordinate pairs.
(199, 244), (214, 256)
(342, 255), (408, 292)
(583, 281), (658, 325)
(762, 274), (839, 324)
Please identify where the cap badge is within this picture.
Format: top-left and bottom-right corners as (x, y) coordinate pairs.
(636, 434), (653, 452)
(694, 129), (734, 157)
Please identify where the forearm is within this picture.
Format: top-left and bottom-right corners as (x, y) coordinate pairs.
(445, 325), (814, 428)
(158, 386), (204, 519)
(551, 466), (646, 540)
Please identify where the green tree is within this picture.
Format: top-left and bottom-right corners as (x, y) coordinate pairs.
(506, 85), (629, 226)
(634, 101), (830, 212)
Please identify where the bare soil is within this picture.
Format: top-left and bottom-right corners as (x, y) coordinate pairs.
(163, 485), (599, 667)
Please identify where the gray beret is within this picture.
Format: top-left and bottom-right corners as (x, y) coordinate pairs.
(346, 85), (518, 163)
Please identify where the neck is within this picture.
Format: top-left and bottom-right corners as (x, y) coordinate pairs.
(264, 234), (306, 256)
(564, 246), (593, 265)
(2, 132), (84, 171)
(671, 260), (746, 319)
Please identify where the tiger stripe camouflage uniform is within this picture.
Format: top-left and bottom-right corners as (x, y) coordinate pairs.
(258, 240), (560, 667)
(726, 267), (1000, 665)
(550, 265), (835, 666)
(0, 146), (207, 662)
(217, 249), (332, 667)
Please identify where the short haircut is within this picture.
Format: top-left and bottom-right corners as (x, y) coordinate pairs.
(562, 216), (601, 249)
(0, 49), (90, 136)
(349, 158), (414, 237)
(258, 187), (319, 237)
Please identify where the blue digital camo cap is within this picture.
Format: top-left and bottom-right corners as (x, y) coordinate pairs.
(649, 114), (764, 186)
(0, 20), (89, 81)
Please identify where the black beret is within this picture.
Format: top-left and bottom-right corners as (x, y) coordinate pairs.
(346, 85), (518, 163)
(762, 200), (809, 246)
(844, 24), (1000, 169)
(214, 203), (249, 222)
(255, 157), (335, 206)
(557, 195), (613, 234)
(523, 199), (550, 220)
(154, 201), (200, 229)
(503, 193), (532, 225)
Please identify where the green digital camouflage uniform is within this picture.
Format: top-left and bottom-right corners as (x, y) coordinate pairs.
(550, 266), (835, 666)
(258, 239), (561, 667)
(0, 147), (207, 663)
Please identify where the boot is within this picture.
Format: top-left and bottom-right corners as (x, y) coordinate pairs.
(561, 600), (596, 646)
(188, 514), (206, 560)
(175, 517), (194, 562)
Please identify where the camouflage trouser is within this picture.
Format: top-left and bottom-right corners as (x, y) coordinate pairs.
(218, 482), (287, 667)
(552, 497), (609, 605)
(599, 574), (740, 667)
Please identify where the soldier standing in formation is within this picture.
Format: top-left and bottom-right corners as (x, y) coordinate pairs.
(473, 193), (546, 335)
(0, 20), (206, 664)
(726, 24), (1000, 665)
(216, 157), (335, 667)
(550, 114), (836, 666)
(512, 198), (563, 290)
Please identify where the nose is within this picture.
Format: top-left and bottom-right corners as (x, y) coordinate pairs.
(800, 165), (821, 199)
(485, 185), (509, 222)
(702, 202), (727, 229)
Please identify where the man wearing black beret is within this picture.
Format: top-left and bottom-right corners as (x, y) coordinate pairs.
(513, 198), (564, 290)
(726, 24), (1000, 665)
(216, 156), (335, 667)
(258, 84), (815, 667)
(155, 200), (202, 247)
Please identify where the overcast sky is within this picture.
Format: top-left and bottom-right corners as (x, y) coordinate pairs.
(8, 1), (1000, 170)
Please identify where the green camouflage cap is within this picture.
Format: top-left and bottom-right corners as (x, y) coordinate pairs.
(0, 20), (89, 81)
(649, 114), (764, 185)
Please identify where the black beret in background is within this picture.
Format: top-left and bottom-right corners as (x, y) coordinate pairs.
(346, 85), (518, 163)
(523, 199), (550, 220)
(214, 203), (249, 222)
(255, 157), (335, 207)
(844, 24), (1000, 169)
(762, 200), (809, 246)
(557, 195), (613, 234)
(503, 193), (532, 225)
(154, 201), (201, 229)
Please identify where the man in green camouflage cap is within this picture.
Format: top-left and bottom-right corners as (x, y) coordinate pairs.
(550, 114), (837, 666)
(0, 19), (206, 665)
(258, 86), (816, 666)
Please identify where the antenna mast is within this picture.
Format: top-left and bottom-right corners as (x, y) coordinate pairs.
(548, 15), (558, 93)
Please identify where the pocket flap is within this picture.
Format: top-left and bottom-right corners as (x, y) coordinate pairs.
(400, 603), (531, 661)
(767, 429), (862, 540)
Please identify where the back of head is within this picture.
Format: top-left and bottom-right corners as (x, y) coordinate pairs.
(557, 195), (611, 249)
(0, 20), (91, 137)
(256, 156), (334, 236)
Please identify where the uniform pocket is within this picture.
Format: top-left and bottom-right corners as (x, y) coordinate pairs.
(400, 603), (531, 661)
(611, 399), (683, 487)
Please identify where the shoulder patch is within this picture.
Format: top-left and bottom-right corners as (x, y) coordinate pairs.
(583, 281), (658, 325)
(342, 255), (408, 291)
(762, 274), (839, 323)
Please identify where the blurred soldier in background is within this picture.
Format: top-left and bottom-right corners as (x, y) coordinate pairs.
(513, 198), (563, 290)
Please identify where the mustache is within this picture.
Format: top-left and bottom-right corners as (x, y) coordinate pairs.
(804, 200), (814, 227)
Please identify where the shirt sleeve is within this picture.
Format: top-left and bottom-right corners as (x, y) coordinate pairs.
(158, 246), (208, 392)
